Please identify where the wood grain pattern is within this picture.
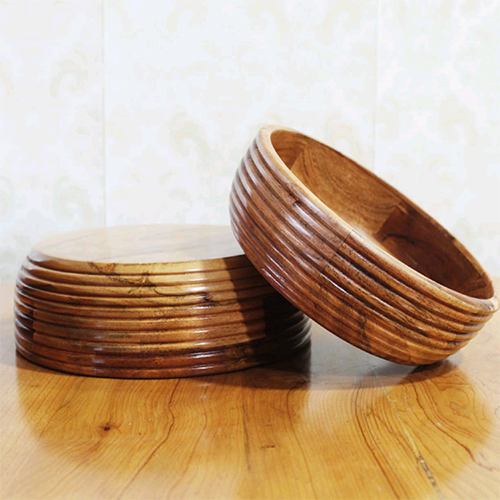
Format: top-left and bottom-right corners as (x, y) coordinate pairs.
(17, 266), (272, 297)
(13, 286), (291, 319)
(29, 224), (249, 274)
(13, 294), (298, 328)
(14, 305), (302, 341)
(14, 313), (306, 352)
(1, 281), (499, 500)
(14, 320), (310, 371)
(15, 280), (277, 307)
(13, 224), (310, 378)
(229, 126), (498, 365)
(21, 259), (262, 286)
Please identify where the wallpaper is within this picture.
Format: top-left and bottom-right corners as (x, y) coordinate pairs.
(375, 0), (500, 278)
(0, 0), (105, 283)
(1, 0), (498, 283)
(104, 0), (377, 227)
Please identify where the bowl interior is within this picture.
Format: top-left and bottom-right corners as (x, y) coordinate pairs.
(271, 129), (494, 300)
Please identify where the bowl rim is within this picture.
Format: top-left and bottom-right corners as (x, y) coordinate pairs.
(256, 125), (499, 314)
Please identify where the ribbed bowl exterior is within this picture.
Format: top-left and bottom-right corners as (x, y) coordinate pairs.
(229, 134), (497, 365)
(14, 272), (311, 378)
(14, 223), (312, 378)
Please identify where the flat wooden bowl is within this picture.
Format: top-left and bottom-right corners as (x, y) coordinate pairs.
(229, 126), (498, 365)
(15, 310), (310, 377)
(15, 223), (309, 377)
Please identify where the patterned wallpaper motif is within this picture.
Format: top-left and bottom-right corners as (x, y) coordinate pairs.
(375, 0), (500, 277)
(104, 0), (377, 226)
(1, 0), (498, 283)
(0, 0), (105, 283)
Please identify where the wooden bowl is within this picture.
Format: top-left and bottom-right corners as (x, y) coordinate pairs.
(229, 126), (498, 365)
(14, 224), (311, 377)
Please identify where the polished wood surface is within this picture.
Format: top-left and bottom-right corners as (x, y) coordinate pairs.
(17, 267), (273, 297)
(30, 224), (249, 274)
(14, 287), (288, 319)
(15, 281), (276, 307)
(1, 282), (499, 500)
(230, 126), (498, 365)
(21, 259), (262, 287)
(14, 296), (298, 330)
(14, 225), (310, 378)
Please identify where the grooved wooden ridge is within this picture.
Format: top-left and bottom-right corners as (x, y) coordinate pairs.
(229, 126), (498, 365)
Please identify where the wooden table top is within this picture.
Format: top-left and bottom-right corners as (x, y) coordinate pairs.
(1, 281), (499, 500)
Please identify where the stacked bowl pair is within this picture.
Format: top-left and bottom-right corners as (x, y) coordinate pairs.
(14, 224), (311, 377)
(14, 126), (497, 377)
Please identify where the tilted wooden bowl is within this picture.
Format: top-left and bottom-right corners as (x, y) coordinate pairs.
(229, 126), (498, 365)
